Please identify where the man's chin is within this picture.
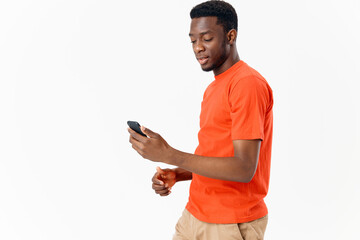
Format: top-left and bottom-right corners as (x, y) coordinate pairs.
(201, 65), (214, 72)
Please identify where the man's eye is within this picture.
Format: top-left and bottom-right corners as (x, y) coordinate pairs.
(190, 40), (196, 44)
(204, 38), (213, 42)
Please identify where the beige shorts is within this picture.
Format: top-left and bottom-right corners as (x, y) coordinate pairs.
(173, 209), (268, 240)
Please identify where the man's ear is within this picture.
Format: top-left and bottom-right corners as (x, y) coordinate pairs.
(227, 29), (237, 45)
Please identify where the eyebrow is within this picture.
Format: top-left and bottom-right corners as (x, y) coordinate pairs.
(189, 30), (213, 37)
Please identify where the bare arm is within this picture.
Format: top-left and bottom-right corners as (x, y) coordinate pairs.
(170, 140), (260, 182)
(129, 127), (260, 183)
(174, 167), (193, 182)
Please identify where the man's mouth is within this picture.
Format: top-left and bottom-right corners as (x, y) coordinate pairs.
(197, 57), (209, 65)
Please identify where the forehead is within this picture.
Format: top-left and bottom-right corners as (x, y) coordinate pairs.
(189, 16), (224, 35)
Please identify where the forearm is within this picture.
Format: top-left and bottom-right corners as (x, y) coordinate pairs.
(128, 126), (258, 182)
(168, 149), (254, 183)
(174, 168), (193, 182)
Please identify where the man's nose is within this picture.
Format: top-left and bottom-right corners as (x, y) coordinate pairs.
(194, 41), (205, 53)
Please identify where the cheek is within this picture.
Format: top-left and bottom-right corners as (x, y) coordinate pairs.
(209, 42), (225, 59)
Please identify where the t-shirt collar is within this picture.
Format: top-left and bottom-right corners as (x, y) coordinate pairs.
(214, 60), (244, 81)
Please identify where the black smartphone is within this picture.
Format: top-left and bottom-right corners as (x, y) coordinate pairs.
(127, 121), (147, 137)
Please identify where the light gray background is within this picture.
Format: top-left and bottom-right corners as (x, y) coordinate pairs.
(1, 0), (359, 239)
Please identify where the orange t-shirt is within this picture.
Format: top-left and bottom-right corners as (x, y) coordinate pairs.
(186, 60), (273, 224)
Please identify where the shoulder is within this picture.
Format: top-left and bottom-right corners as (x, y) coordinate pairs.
(229, 63), (272, 96)
(227, 63), (273, 108)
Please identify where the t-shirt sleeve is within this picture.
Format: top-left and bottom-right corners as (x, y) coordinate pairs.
(229, 76), (272, 140)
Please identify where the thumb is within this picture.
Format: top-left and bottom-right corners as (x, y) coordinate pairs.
(154, 167), (165, 185)
(141, 126), (158, 138)
(156, 166), (165, 175)
(156, 166), (167, 180)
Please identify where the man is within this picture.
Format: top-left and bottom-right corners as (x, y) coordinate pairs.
(128, 0), (273, 239)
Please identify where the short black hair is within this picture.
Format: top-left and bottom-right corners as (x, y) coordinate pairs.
(190, 0), (238, 33)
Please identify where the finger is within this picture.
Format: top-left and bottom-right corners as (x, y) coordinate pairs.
(130, 139), (143, 155)
(156, 166), (170, 180)
(155, 188), (170, 195)
(152, 180), (166, 188)
(129, 134), (141, 146)
(152, 173), (164, 185)
(156, 166), (165, 175)
(156, 166), (164, 174)
(128, 128), (147, 143)
(152, 184), (167, 191)
(156, 166), (169, 181)
(160, 191), (171, 197)
(152, 178), (164, 185)
(141, 126), (158, 138)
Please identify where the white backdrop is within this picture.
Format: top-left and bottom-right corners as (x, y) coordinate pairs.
(1, 0), (359, 239)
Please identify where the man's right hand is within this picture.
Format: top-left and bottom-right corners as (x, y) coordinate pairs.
(152, 167), (176, 197)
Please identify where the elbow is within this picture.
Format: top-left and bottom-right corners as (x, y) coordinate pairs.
(233, 174), (253, 183)
(234, 161), (257, 183)
(244, 165), (257, 183)
(242, 171), (255, 183)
